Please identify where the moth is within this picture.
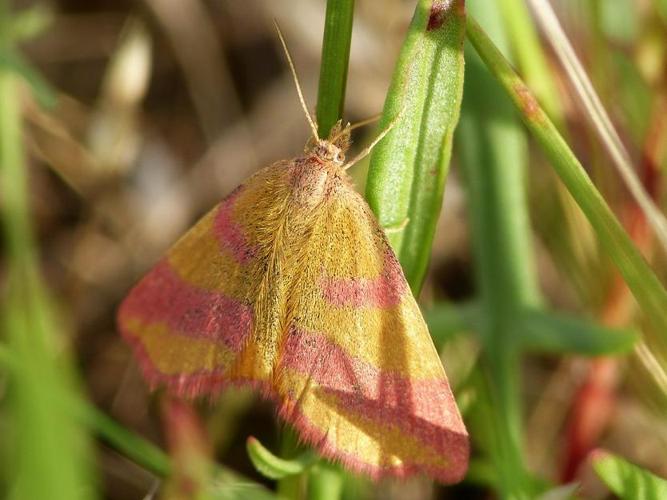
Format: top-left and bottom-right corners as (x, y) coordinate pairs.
(118, 25), (468, 483)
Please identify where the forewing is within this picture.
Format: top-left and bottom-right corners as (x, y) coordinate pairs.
(118, 164), (287, 397)
(273, 186), (469, 483)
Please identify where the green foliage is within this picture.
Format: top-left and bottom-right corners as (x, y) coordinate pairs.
(307, 463), (345, 500)
(0, 42), (56, 108)
(76, 402), (172, 477)
(2, 275), (98, 500)
(592, 451), (667, 499)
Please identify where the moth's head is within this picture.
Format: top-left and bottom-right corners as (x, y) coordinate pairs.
(311, 140), (345, 166)
(306, 120), (351, 166)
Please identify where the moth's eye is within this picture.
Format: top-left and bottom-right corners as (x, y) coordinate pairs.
(334, 152), (344, 163)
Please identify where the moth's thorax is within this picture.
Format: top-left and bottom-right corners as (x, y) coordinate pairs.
(290, 142), (348, 208)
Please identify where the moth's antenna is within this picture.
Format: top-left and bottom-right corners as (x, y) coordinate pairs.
(342, 109), (404, 170)
(347, 114), (382, 132)
(273, 20), (320, 141)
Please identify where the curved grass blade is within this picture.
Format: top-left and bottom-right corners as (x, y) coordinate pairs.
(0, 50), (57, 108)
(366, 0), (466, 292)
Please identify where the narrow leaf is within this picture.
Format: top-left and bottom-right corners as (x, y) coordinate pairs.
(520, 309), (638, 356)
(3, 273), (98, 500)
(592, 450), (667, 499)
(366, 0), (466, 292)
(526, 0), (667, 254)
(246, 437), (317, 480)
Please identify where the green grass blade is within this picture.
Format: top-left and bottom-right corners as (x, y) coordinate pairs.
(426, 303), (638, 357)
(365, 0), (466, 291)
(456, 2), (555, 496)
(85, 405), (277, 499)
(592, 450), (667, 499)
(458, 52), (540, 318)
(466, 15), (667, 337)
(0, 50), (56, 108)
(315, 0), (354, 138)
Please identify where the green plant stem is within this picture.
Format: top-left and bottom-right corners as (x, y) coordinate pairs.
(467, 15), (667, 336)
(316, 0), (354, 138)
(276, 429), (304, 499)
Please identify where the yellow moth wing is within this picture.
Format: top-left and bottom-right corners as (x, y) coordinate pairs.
(117, 162), (293, 394)
(274, 181), (469, 483)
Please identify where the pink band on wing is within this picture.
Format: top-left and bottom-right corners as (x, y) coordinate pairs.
(213, 186), (257, 263)
(320, 250), (407, 308)
(118, 260), (252, 352)
(279, 326), (468, 460)
(121, 328), (273, 399)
